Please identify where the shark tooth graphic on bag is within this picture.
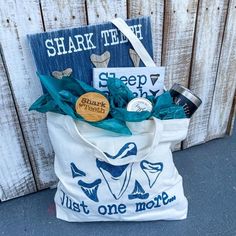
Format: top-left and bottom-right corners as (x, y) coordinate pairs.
(104, 142), (137, 160)
(128, 180), (149, 200)
(140, 161), (163, 188)
(96, 159), (133, 200)
(78, 179), (101, 202)
(70, 162), (86, 178)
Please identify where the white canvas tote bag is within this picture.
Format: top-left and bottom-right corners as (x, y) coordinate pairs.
(46, 18), (190, 222)
(47, 112), (190, 222)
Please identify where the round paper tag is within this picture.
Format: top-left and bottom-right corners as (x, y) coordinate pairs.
(75, 92), (110, 122)
(127, 98), (153, 112)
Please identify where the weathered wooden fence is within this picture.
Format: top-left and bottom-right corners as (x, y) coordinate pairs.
(0, 0), (235, 201)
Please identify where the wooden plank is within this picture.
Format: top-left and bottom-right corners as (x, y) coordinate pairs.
(0, 51), (36, 201)
(127, 0), (164, 66)
(86, 0), (127, 24)
(227, 93), (236, 136)
(40, 0), (87, 30)
(161, 0), (198, 150)
(183, 0), (229, 148)
(207, 0), (236, 140)
(0, 0), (56, 191)
(162, 0), (198, 89)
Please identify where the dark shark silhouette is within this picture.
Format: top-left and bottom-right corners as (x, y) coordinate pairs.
(96, 159), (133, 200)
(70, 162), (86, 178)
(128, 180), (149, 200)
(78, 179), (101, 202)
(104, 142), (137, 160)
(149, 89), (160, 97)
(140, 160), (163, 188)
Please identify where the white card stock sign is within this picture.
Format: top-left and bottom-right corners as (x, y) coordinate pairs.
(93, 67), (165, 98)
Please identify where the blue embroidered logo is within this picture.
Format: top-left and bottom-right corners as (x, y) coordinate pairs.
(104, 142), (137, 160)
(128, 180), (149, 200)
(140, 161), (163, 188)
(78, 179), (101, 202)
(96, 159), (133, 200)
(70, 162), (86, 178)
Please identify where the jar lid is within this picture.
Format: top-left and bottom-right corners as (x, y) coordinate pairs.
(171, 83), (202, 107)
(127, 97), (153, 112)
(75, 92), (110, 122)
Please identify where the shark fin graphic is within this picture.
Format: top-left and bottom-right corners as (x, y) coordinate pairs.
(104, 142), (137, 160)
(140, 161), (163, 188)
(70, 162), (86, 178)
(149, 89), (160, 97)
(128, 180), (149, 200)
(96, 159), (133, 200)
(78, 179), (101, 202)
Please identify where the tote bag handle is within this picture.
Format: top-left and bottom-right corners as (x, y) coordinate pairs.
(110, 18), (156, 67)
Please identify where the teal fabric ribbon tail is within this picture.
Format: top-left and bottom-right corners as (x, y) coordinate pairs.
(29, 93), (65, 114)
(35, 73), (79, 119)
(110, 107), (151, 122)
(59, 90), (78, 105)
(152, 92), (186, 119)
(107, 77), (151, 122)
(107, 77), (134, 107)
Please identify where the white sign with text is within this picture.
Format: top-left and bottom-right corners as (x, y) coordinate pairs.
(93, 67), (165, 98)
